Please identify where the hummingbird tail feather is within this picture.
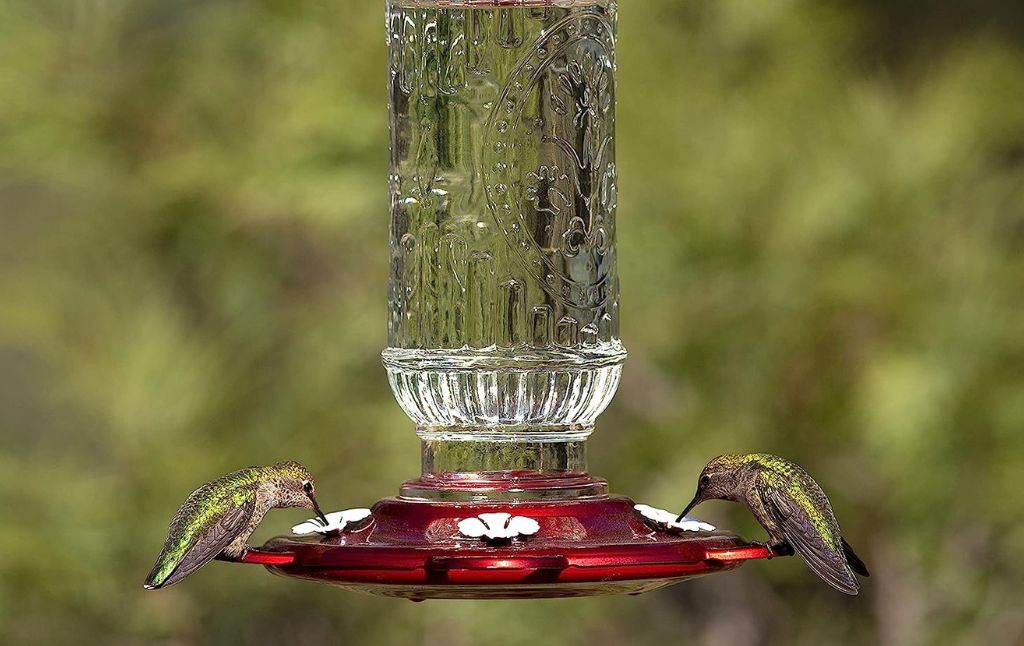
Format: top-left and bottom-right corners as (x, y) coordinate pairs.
(842, 538), (870, 577)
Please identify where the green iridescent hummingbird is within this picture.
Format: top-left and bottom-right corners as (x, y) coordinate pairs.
(677, 453), (870, 595)
(143, 461), (328, 590)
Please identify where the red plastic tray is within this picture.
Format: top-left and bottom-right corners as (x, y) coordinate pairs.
(241, 496), (780, 599)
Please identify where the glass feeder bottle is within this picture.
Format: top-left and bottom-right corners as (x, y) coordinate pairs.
(383, 0), (625, 495)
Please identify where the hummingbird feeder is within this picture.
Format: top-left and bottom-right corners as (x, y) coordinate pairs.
(239, 0), (777, 599)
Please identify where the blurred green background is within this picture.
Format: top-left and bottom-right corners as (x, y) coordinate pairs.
(2, 0), (1023, 644)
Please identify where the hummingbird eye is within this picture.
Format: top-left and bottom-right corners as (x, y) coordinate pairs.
(699, 475), (710, 488)
(303, 481), (313, 493)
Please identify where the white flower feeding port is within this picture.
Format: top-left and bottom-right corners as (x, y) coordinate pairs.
(634, 505), (717, 533)
(292, 509), (373, 535)
(458, 513), (541, 542)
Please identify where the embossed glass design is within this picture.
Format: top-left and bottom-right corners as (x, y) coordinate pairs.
(384, 0), (624, 441)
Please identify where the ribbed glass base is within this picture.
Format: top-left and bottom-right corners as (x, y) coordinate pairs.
(384, 347), (624, 430)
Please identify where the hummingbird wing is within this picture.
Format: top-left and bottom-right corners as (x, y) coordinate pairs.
(759, 481), (860, 595)
(146, 495), (256, 589)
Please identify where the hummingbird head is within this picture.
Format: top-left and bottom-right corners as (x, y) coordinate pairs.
(676, 454), (745, 522)
(270, 461), (329, 526)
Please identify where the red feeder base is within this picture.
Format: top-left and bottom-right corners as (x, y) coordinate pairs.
(244, 480), (778, 600)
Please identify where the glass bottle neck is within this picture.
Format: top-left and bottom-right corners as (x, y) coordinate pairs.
(398, 433), (607, 501)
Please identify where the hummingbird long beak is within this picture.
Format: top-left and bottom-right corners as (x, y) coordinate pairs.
(676, 495), (700, 523)
(308, 493), (329, 526)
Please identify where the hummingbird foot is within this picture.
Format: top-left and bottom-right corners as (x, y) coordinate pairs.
(754, 541), (794, 559)
(215, 546), (250, 563)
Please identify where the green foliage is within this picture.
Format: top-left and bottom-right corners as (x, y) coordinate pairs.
(1, 1), (1022, 644)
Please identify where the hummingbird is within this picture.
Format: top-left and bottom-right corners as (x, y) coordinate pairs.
(143, 461), (328, 590)
(677, 453), (870, 595)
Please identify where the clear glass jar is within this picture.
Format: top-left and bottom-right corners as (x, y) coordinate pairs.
(383, 0), (624, 446)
